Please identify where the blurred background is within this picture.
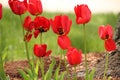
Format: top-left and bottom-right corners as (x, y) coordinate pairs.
(0, 0), (120, 61)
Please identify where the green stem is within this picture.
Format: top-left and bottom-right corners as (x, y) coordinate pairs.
(83, 24), (88, 79)
(0, 24), (6, 80)
(74, 66), (77, 80)
(40, 32), (42, 44)
(0, 55), (6, 80)
(103, 53), (109, 80)
(39, 58), (44, 79)
(20, 16), (30, 62)
(20, 16), (35, 80)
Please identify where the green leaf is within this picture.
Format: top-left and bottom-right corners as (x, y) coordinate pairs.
(59, 72), (66, 80)
(18, 69), (31, 80)
(44, 59), (56, 80)
(89, 68), (96, 80)
(53, 65), (60, 80)
(107, 76), (111, 80)
(35, 59), (39, 75)
(0, 56), (6, 80)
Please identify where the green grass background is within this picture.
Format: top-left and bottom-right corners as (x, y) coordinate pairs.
(0, 8), (118, 61)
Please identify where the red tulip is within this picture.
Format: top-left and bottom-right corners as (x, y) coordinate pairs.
(50, 15), (72, 36)
(34, 16), (50, 38)
(98, 25), (116, 51)
(28, 0), (43, 16)
(74, 4), (91, 24)
(99, 25), (113, 40)
(0, 3), (2, 20)
(67, 47), (82, 65)
(23, 16), (34, 31)
(34, 44), (51, 57)
(105, 39), (116, 51)
(57, 35), (71, 50)
(8, 0), (27, 15)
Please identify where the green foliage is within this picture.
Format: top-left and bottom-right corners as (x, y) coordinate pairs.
(19, 58), (66, 80)
(1, 8), (118, 60)
(85, 68), (96, 80)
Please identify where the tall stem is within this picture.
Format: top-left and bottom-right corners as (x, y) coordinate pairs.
(20, 16), (30, 62)
(40, 32), (42, 44)
(74, 66), (77, 80)
(103, 53), (109, 80)
(0, 24), (6, 80)
(20, 16), (35, 80)
(83, 24), (88, 79)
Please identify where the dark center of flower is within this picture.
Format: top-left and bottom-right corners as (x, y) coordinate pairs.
(58, 28), (64, 35)
(39, 27), (45, 33)
(105, 34), (109, 40)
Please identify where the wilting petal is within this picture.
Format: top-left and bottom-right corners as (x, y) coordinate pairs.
(57, 35), (71, 50)
(24, 33), (32, 42)
(45, 50), (52, 57)
(0, 3), (2, 20)
(105, 39), (116, 51)
(34, 30), (40, 38)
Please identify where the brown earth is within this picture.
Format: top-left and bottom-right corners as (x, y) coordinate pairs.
(4, 52), (120, 80)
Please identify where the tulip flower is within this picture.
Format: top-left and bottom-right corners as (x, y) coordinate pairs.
(34, 16), (50, 38)
(67, 47), (82, 65)
(57, 35), (71, 50)
(0, 3), (2, 20)
(8, 0), (27, 15)
(50, 15), (72, 36)
(23, 16), (34, 31)
(23, 16), (35, 42)
(74, 4), (91, 24)
(33, 44), (51, 57)
(99, 25), (116, 51)
(58, 35), (71, 50)
(28, 0), (43, 16)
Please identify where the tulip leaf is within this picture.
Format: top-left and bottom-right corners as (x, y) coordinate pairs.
(44, 59), (56, 80)
(18, 69), (31, 80)
(53, 65), (60, 80)
(59, 71), (66, 80)
(89, 68), (96, 80)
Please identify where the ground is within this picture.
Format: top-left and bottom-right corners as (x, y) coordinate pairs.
(4, 52), (120, 80)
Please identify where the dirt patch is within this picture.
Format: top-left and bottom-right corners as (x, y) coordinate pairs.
(95, 51), (120, 78)
(4, 53), (120, 80)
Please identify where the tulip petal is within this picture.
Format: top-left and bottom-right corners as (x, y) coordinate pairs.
(0, 3), (2, 19)
(58, 35), (71, 50)
(105, 39), (116, 51)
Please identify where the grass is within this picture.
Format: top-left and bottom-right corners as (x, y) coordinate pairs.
(0, 8), (119, 61)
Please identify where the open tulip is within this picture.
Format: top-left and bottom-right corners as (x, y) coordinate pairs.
(50, 15), (72, 36)
(34, 16), (50, 38)
(0, 3), (2, 20)
(34, 44), (51, 57)
(98, 25), (116, 51)
(74, 4), (91, 24)
(8, 0), (27, 15)
(67, 47), (82, 65)
(57, 35), (71, 50)
(28, 0), (43, 16)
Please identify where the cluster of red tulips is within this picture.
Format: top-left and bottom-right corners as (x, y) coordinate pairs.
(0, 0), (116, 79)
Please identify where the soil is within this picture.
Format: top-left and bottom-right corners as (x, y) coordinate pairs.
(4, 52), (120, 80)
